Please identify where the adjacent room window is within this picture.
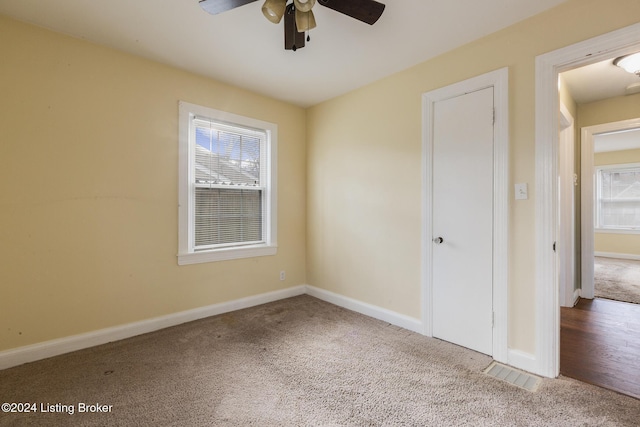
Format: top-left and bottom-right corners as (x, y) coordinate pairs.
(595, 163), (640, 233)
(178, 101), (277, 264)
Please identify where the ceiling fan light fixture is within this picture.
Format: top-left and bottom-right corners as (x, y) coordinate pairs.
(293, 0), (316, 13)
(262, 0), (287, 24)
(295, 9), (317, 32)
(614, 52), (640, 76)
(626, 82), (640, 96)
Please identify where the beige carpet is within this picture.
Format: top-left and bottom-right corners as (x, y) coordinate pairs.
(0, 295), (638, 426)
(594, 257), (640, 305)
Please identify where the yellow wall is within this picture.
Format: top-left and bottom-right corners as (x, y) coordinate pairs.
(595, 148), (640, 165)
(0, 16), (307, 352)
(593, 148), (640, 256)
(306, 0), (640, 354)
(578, 93), (640, 128)
(559, 75), (578, 121)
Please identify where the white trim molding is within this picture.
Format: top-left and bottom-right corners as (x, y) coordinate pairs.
(595, 251), (640, 261)
(3, 284), (544, 374)
(580, 125), (597, 300)
(535, 22), (640, 378)
(305, 286), (423, 334)
(558, 103), (576, 308)
(508, 349), (538, 375)
(0, 285), (425, 371)
(177, 101), (278, 265)
(0, 286), (306, 371)
(422, 68), (509, 364)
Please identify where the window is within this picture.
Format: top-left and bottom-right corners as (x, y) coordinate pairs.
(595, 163), (640, 233)
(178, 101), (277, 264)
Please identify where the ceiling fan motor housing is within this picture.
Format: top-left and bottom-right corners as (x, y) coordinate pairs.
(284, 3), (306, 51)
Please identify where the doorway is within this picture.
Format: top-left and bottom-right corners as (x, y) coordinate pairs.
(580, 120), (640, 304)
(556, 50), (640, 399)
(535, 22), (640, 378)
(422, 68), (508, 363)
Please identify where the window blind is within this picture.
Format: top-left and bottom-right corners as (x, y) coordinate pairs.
(597, 166), (640, 230)
(192, 118), (266, 250)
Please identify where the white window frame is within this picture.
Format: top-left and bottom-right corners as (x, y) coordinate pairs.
(595, 162), (640, 235)
(178, 101), (277, 265)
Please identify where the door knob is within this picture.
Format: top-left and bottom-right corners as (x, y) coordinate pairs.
(433, 237), (444, 244)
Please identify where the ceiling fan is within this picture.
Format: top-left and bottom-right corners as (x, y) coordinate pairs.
(199, 0), (386, 51)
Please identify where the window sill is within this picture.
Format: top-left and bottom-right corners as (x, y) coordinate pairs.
(595, 228), (640, 235)
(178, 244), (277, 265)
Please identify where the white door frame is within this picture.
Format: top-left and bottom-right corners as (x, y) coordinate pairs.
(422, 68), (509, 363)
(581, 118), (640, 299)
(535, 22), (640, 378)
(558, 103), (577, 308)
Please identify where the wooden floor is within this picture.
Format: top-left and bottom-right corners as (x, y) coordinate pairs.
(561, 298), (640, 399)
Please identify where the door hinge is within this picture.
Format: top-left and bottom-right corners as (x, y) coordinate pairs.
(492, 107), (496, 125)
(553, 241), (556, 252)
(492, 312), (495, 328)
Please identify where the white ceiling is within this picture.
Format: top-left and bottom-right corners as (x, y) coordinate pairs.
(562, 57), (640, 104)
(0, 0), (568, 107)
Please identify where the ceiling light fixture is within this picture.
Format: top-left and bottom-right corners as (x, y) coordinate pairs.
(262, 0), (287, 23)
(293, 0), (315, 13)
(295, 8), (316, 32)
(614, 52), (640, 77)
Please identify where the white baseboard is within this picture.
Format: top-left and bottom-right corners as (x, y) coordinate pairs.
(508, 349), (539, 376)
(304, 285), (423, 334)
(2, 284), (539, 376)
(573, 288), (581, 306)
(305, 287), (544, 376)
(0, 285), (306, 371)
(595, 251), (640, 261)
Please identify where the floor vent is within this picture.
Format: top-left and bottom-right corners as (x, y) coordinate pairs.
(484, 362), (541, 392)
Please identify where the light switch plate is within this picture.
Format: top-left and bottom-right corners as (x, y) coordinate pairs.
(515, 183), (528, 200)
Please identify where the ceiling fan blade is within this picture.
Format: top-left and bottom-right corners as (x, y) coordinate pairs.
(318, 0), (385, 25)
(199, 0), (258, 15)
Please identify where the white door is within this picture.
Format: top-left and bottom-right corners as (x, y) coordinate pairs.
(432, 87), (494, 355)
